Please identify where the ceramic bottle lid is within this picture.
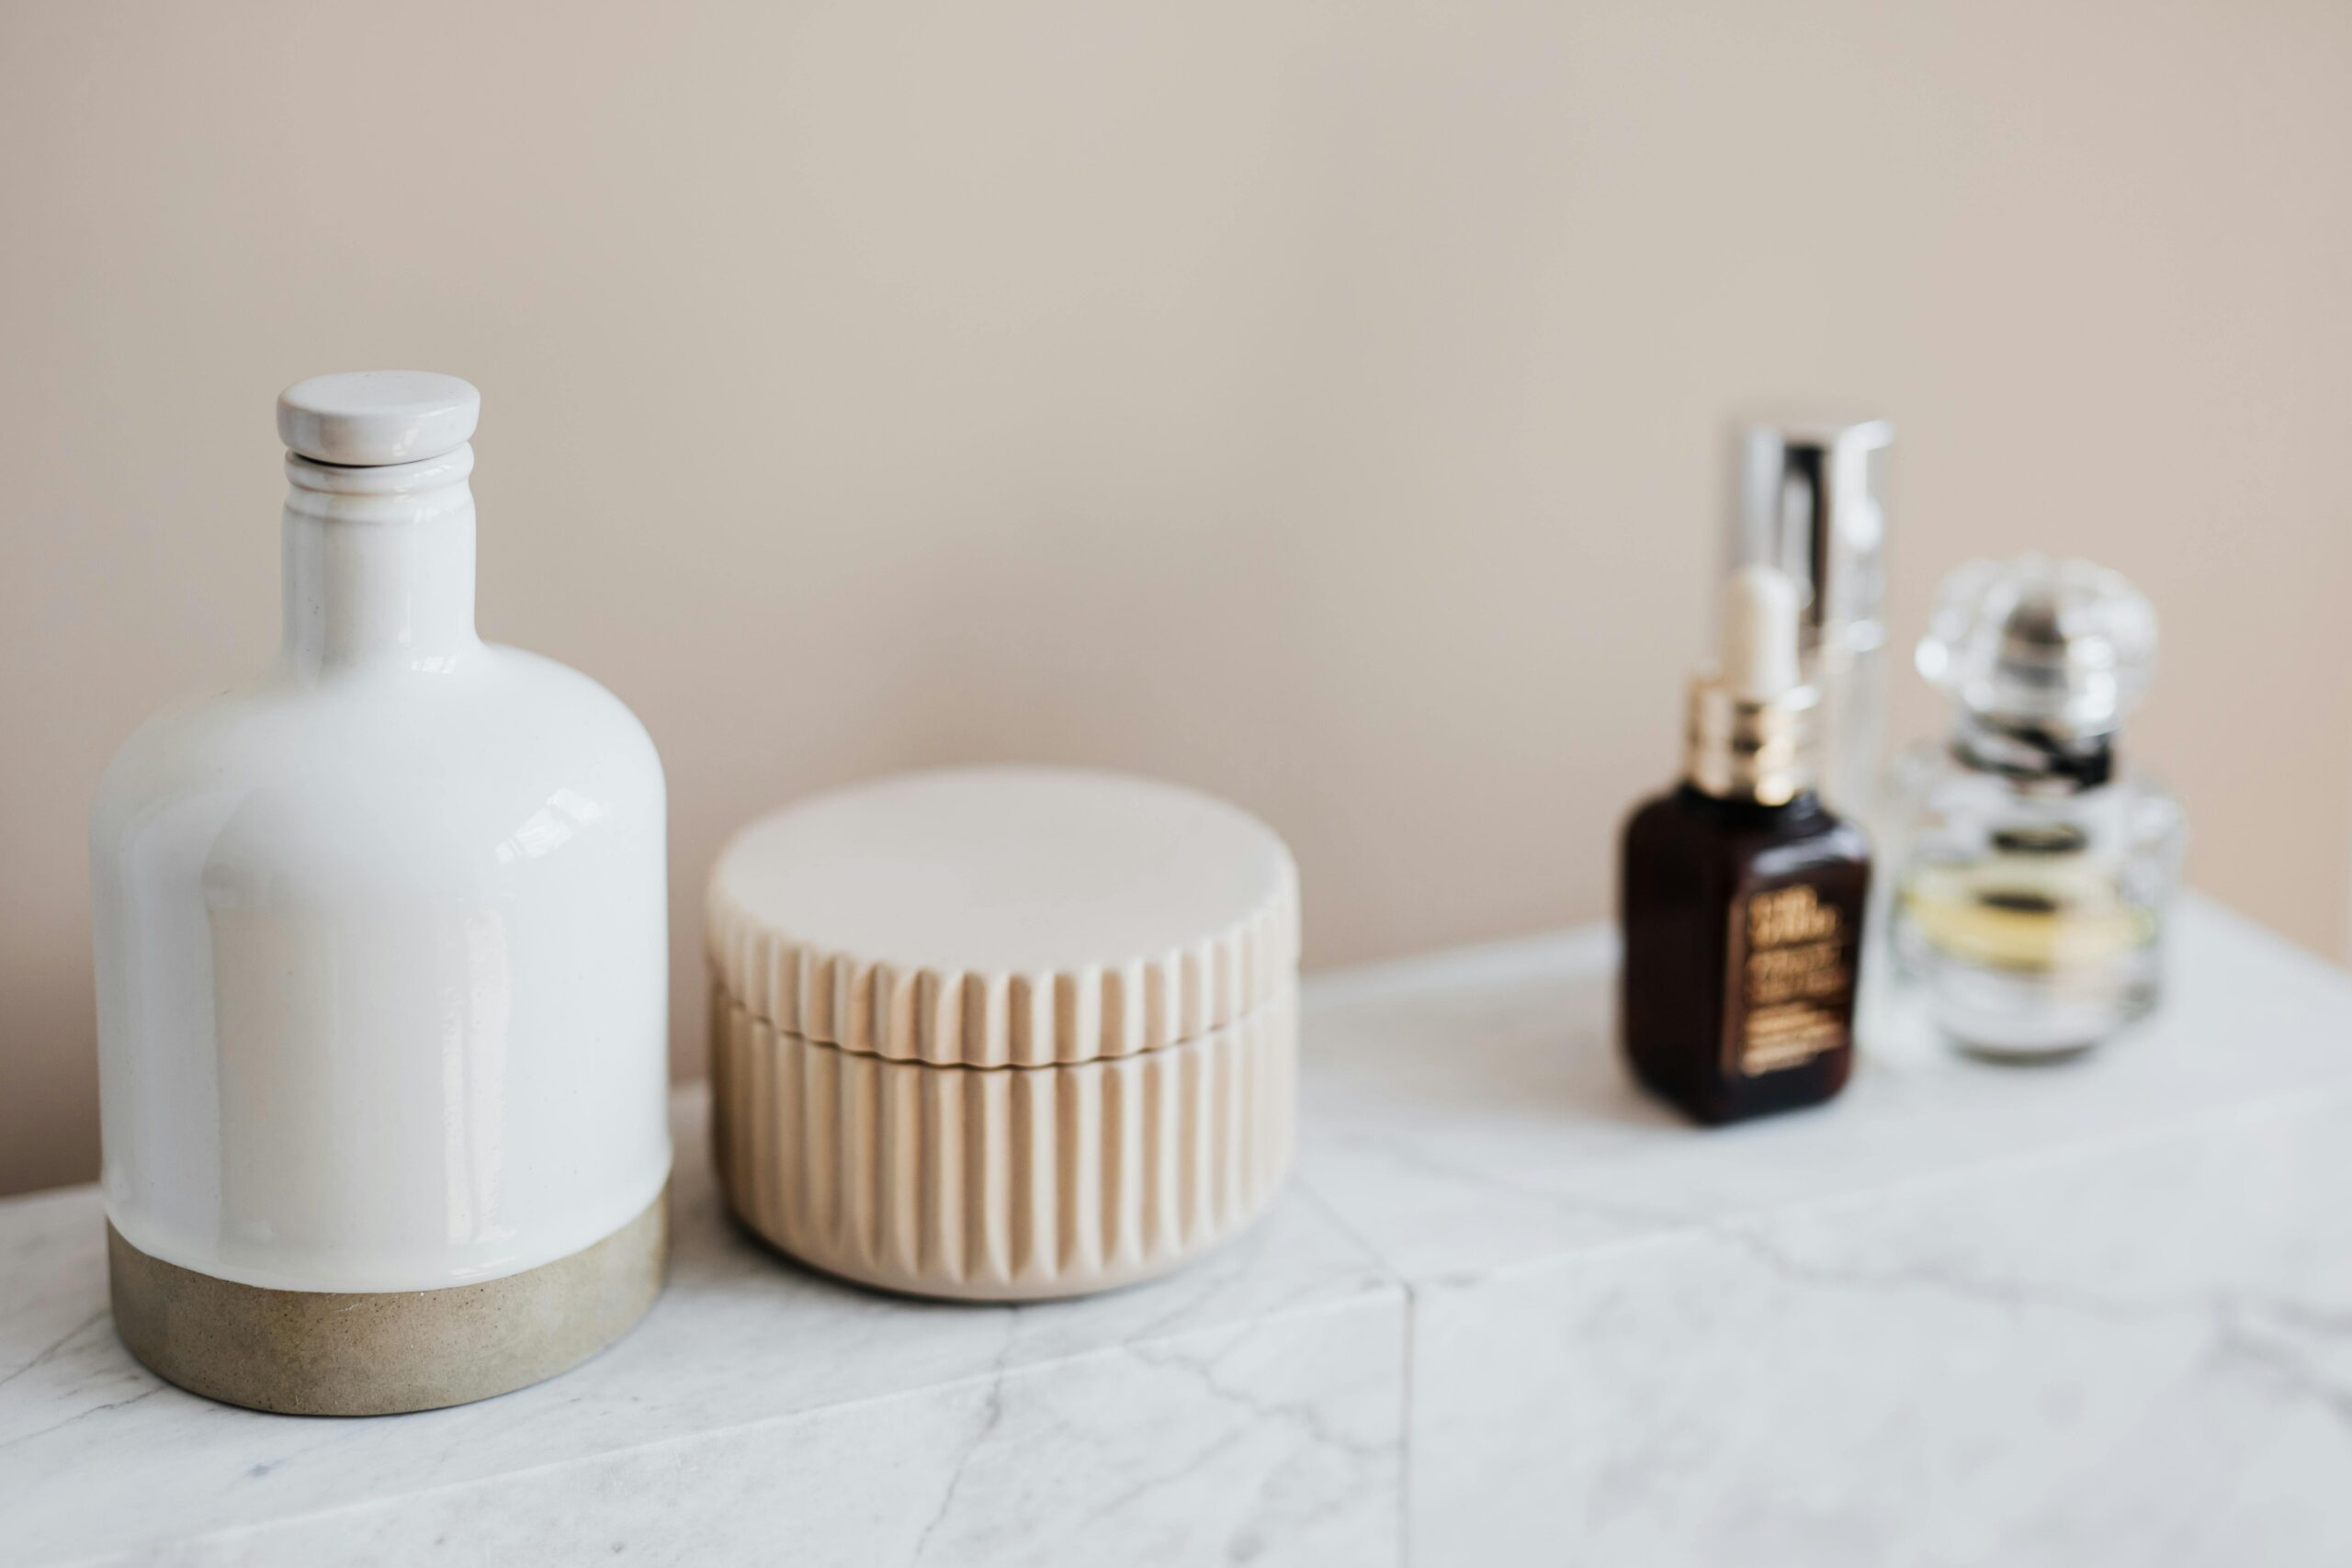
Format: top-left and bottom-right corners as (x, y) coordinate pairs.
(708, 766), (1299, 1067)
(277, 371), (481, 467)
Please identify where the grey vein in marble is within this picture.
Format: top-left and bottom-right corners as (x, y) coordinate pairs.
(11, 893), (2352, 1566)
(0, 1088), (1403, 1568)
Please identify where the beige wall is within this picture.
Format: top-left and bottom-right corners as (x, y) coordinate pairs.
(6, 0), (2350, 1196)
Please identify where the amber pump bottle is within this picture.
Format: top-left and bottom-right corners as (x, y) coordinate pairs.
(1620, 566), (1871, 1124)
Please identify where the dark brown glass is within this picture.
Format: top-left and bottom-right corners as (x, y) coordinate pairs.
(1619, 784), (1871, 1124)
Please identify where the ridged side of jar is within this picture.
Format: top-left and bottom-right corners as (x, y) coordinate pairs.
(710, 987), (1297, 1300)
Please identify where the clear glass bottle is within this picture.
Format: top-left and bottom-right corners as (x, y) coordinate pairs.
(1730, 415), (1894, 828)
(1887, 557), (2185, 1059)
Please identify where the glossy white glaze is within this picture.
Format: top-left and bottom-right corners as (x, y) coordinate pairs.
(89, 377), (670, 1293)
(276, 369), (482, 467)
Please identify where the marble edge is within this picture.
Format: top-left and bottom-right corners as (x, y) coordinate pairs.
(1288, 888), (2352, 1292)
(1298, 924), (1620, 1014)
(2167, 889), (2352, 997)
(27, 1285), (1411, 1568)
(1293, 891), (2351, 1013)
(1376, 1074), (2352, 1298)
(0, 1184), (91, 1224)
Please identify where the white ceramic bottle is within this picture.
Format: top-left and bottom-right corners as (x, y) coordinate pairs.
(90, 373), (671, 1415)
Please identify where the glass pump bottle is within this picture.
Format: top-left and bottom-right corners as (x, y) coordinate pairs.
(1620, 566), (1872, 1124)
(1886, 556), (2185, 1058)
(1731, 415), (1894, 828)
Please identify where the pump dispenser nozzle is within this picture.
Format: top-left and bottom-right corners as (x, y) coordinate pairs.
(1686, 565), (1816, 806)
(1721, 564), (1803, 703)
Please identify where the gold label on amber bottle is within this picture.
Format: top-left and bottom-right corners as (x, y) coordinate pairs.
(1726, 884), (1853, 1077)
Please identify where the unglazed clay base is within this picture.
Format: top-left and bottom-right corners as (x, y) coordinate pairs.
(107, 1183), (669, 1416)
(713, 990), (1296, 1301)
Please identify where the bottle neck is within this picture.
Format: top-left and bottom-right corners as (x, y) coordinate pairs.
(1950, 709), (2117, 793)
(279, 446), (481, 676)
(1674, 780), (1824, 829)
(1682, 672), (1817, 807)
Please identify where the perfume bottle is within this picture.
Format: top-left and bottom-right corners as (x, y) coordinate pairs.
(1730, 415), (1894, 827)
(1621, 566), (1872, 1124)
(1887, 556), (2184, 1058)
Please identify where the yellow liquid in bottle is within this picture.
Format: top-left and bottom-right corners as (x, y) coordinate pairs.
(1900, 856), (2156, 974)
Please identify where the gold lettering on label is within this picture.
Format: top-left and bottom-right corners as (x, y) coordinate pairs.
(1733, 886), (1852, 1077)
(1747, 885), (1842, 947)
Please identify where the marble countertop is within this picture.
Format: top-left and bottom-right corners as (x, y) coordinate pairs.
(6, 894), (2351, 1566)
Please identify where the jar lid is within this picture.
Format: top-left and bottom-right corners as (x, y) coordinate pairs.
(707, 767), (1299, 1066)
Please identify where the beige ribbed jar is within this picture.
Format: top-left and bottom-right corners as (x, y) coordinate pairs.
(707, 767), (1300, 1300)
